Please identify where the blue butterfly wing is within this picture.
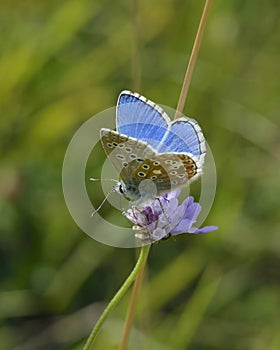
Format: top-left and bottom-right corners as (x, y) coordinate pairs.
(117, 91), (206, 169)
(157, 117), (206, 155)
(117, 91), (169, 150)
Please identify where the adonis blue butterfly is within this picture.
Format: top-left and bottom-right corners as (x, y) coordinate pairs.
(100, 90), (206, 205)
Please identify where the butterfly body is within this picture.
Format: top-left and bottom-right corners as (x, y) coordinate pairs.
(101, 91), (206, 205)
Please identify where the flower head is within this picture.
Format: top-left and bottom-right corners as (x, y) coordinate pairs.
(124, 190), (218, 243)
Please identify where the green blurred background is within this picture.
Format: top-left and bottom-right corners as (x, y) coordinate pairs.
(1, 0), (279, 349)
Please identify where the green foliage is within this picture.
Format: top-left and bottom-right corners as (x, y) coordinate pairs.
(0, 0), (279, 349)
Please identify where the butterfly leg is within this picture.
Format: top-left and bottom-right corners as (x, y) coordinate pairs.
(155, 197), (172, 239)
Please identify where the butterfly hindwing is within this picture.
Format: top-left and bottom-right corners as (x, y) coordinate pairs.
(127, 153), (197, 193)
(157, 118), (206, 164)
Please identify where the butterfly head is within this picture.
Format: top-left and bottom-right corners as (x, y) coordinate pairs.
(114, 180), (141, 203)
(114, 181), (130, 199)
(114, 177), (159, 207)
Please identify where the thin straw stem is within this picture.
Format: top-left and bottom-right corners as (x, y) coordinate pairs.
(174, 0), (213, 119)
(131, 0), (141, 91)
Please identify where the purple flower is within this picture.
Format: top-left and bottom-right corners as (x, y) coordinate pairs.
(124, 190), (218, 243)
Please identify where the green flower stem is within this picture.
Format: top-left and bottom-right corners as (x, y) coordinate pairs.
(82, 244), (151, 350)
(119, 244), (150, 350)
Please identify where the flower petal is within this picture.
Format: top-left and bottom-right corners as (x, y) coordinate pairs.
(183, 199), (201, 223)
(170, 218), (193, 234)
(189, 225), (219, 234)
(151, 227), (167, 241)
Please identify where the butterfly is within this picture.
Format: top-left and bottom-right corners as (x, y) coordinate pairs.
(100, 90), (206, 205)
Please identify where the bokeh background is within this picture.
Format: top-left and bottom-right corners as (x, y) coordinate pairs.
(1, 0), (279, 349)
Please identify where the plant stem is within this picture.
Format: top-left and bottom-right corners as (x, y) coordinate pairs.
(131, 0), (141, 91)
(82, 244), (151, 350)
(119, 245), (150, 350)
(174, 0), (213, 119)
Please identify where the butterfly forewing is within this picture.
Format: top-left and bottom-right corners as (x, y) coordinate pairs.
(117, 91), (169, 149)
(100, 128), (157, 176)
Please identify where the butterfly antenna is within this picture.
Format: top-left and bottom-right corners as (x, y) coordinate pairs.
(90, 177), (119, 184)
(91, 188), (115, 217)
(90, 178), (119, 216)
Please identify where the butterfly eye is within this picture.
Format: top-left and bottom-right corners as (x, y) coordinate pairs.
(119, 184), (124, 194)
